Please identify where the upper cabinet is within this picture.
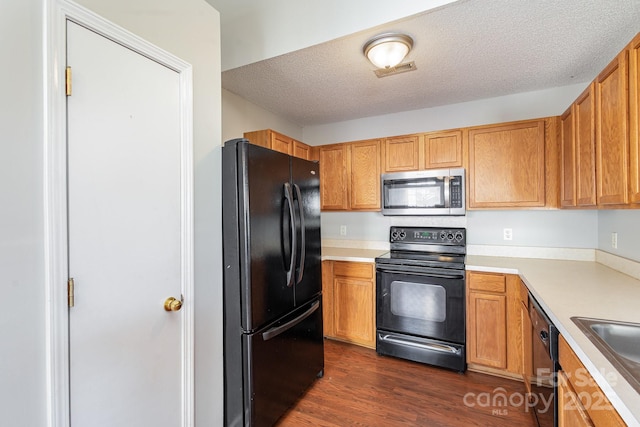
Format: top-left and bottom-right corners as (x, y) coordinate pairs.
(320, 139), (382, 211)
(630, 33), (640, 205)
(383, 131), (464, 173)
(575, 84), (597, 207)
(422, 130), (464, 169)
(467, 118), (557, 209)
(560, 105), (576, 207)
(243, 129), (314, 160)
(383, 135), (419, 172)
(560, 84), (598, 208)
(595, 50), (629, 206)
(319, 144), (349, 210)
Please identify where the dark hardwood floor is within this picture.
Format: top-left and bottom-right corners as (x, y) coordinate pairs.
(277, 339), (537, 427)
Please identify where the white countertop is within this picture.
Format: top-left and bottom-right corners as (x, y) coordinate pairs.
(321, 246), (387, 263)
(467, 255), (640, 426)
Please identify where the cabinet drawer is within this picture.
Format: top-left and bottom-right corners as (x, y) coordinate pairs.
(333, 261), (373, 279)
(468, 271), (506, 293)
(558, 335), (625, 427)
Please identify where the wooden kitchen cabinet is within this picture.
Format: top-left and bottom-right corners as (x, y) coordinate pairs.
(557, 370), (594, 427)
(558, 334), (625, 427)
(467, 118), (557, 208)
(575, 84), (598, 207)
(383, 135), (420, 172)
(518, 279), (533, 394)
(466, 271), (524, 376)
(243, 129), (313, 159)
(349, 139), (382, 210)
(319, 144), (349, 210)
(560, 105), (576, 207)
(421, 130), (463, 169)
(320, 139), (382, 211)
(595, 50), (629, 206)
(629, 33), (640, 205)
(323, 261), (375, 349)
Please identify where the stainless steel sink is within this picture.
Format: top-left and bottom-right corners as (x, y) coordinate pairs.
(571, 317), (640, 394)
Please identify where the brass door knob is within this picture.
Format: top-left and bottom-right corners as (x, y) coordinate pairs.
(164, 297), (183, 312)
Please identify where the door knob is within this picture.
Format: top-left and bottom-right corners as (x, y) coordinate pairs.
(164, 297), (183, 312)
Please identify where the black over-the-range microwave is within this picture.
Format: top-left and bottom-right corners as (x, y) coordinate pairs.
(380, 168), (466, 216)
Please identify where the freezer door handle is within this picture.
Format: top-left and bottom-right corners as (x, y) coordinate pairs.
(262, 301), (319, 341)
(283, 183), (297, 288)
(293, 183), (305, 284)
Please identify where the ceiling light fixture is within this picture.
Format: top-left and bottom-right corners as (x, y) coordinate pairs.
(363, 33), (414, 69)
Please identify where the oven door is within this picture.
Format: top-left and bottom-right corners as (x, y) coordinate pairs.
(376, 264), (465, 344)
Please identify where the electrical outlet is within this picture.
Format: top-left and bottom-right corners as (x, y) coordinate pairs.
(503, 228), (513, 241)
(340, 225), (347, 236)
(611, 232), (618, 249)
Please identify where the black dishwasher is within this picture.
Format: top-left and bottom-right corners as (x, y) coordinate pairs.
(528, 294), (559, 427)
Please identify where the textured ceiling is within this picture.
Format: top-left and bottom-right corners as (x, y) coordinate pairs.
(221, 0), (640, 127)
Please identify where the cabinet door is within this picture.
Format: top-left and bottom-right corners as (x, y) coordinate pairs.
(270, 131), (293, 155)
(630, 33), (640, 204)
(467, 291), (507, 368)
(468, 120), (546, 208)
(292, 140), (311, 160)
(519, 280), (532, 394)
(321, 261), (334, 338)
(422, 130), (463, 169)
(243, 129), (271, 149)
(349, 139), (382, 210)
(333, 277), (374, 348)
(575, 84), (597, 207)
(384, 135), (419, 172)
(596, 51), (629, 206)
(557, 371), (594, 427)
(319, 145), (349, 210)
(560, 105), (576, 207)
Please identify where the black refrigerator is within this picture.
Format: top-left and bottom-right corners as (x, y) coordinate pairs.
(222, 138), (324, 427)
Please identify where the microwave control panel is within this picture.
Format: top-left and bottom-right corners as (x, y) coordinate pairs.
(450, 176), (463, 208)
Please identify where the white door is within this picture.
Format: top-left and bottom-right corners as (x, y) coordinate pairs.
(66, 20), (188, 426)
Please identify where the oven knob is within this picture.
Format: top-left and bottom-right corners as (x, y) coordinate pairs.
(399, 231), (406, 239)
(455, 232), (463, 241)
(447, 233), (454, 241)
(439, 232), (446, 239)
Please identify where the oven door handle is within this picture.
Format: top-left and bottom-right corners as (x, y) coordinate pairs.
(379, 333), (461, 355)
(376, 264), (465, 279)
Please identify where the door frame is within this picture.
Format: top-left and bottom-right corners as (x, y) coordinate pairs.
(43, 1), (194, 426)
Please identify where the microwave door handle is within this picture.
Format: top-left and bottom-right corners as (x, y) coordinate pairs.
(443, 176), (451, 208)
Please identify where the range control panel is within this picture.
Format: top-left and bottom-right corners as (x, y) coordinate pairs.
(390, 226), (466, 245)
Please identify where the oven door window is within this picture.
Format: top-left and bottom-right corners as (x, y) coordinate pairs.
(384, 178), (445, 209)
(390, 281), (446, 322)
(377, 271), (465, 344)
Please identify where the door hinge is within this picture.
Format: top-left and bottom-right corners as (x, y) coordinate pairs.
(65, 66), (72, 96)
(68, 278), (75, 307)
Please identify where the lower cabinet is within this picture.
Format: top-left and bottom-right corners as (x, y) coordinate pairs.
(466, 271), (525, 377)
(558, 334), (625, 426)
(322, 260), (376, 349)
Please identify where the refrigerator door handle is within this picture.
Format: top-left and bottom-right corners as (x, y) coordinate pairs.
(283, 183), (297, 287)
(293, 184), (305, 284)
(261, 301), (320, 341)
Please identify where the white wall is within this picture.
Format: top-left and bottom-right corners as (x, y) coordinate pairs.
(598, 210), (640, 262)
(0, 0), (223, 424)
(222, 88), (302, 143)
(0, 0), (47, 425)
(209, 0), (458, 71)
(303, 83), (588, 145)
